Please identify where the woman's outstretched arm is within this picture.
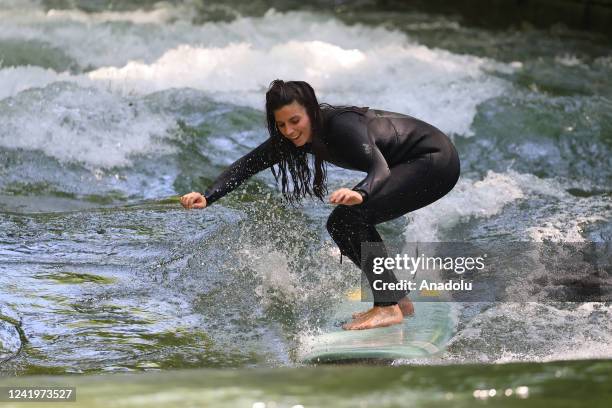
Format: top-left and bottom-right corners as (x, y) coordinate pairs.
(180, 138), (280, 209)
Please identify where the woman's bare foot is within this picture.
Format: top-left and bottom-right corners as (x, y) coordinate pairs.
(351, 306), (375, 319)
(343, 305), (403, 330)
(352, 296), (414, 319)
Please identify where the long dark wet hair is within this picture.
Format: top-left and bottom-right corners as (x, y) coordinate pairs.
(265, 80), (328, 204)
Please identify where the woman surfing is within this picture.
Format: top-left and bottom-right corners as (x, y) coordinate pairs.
(180, 80), (460, 330)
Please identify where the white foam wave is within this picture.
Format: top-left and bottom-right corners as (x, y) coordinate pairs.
(88, 39), (507, 135)
(0, 8), (405, 68)
(555, 54), (583, 67)
(402, 171), (525, 241)
(512, 173), (610, 242)
(44, 4), (195, 25)
(449, 302), (612, 363)
(526, 216), (607, 242)
(1, 7), (510, 135)
(0, 0), (193, 23)
(0, 66), (74, 100)
(401, 170), (609, 242)
(0, 82), (177, 168)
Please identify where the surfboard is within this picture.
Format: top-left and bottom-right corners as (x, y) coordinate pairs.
(300, 290), (456, 363)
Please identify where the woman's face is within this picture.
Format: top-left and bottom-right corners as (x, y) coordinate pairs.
(273, 100), (313, 147)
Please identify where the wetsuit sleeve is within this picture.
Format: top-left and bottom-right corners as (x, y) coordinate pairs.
(328, 112), (391, 202)
(203, 138), (280, 206)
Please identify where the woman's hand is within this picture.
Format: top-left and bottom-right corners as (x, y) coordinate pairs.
(329, 188), (363, 206)
(180, 192), (207, 209)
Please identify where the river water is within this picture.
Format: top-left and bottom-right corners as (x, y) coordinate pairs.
(0, 0), (610, 406)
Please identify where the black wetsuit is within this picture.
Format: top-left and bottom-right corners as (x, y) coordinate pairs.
(204, 107), (460, 306)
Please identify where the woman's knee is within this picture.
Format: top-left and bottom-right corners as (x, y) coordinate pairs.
(326, 205), (361, 236)
(326, 206), (346, 236)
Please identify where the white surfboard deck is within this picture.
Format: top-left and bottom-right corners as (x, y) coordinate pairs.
(300, 291), (456, 363)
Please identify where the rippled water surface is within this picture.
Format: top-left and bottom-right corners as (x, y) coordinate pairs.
(0, 0), (610, 405)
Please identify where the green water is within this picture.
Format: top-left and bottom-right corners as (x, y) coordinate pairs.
(0, 360), (610, 407)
